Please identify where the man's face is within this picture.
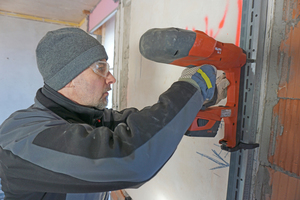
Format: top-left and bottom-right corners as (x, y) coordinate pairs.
(71, 59), (116, 109)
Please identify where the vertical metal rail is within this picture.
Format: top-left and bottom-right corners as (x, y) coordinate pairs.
(226, 0), (268, 199)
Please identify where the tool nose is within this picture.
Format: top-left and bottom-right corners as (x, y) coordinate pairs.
(246, 59), (256, 63)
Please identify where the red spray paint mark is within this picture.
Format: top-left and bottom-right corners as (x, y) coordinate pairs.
(205, 16), (209, 34)
(187, 0), (243, 46)
(185, 26), (197, 32)
(236, 0), (243, 46)
(204, 0), (230, 38)
(213, 0), (229, 38)
(210, 29), (214, 37)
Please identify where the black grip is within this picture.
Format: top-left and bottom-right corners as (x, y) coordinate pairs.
(139, 28), (196, 64)
(185, 119), (221, 137)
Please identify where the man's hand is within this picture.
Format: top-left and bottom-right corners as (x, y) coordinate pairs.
(215, 73), (230, 104)
(179, 64), (217, 100)
(178, 65), (230, 109)
(202, 73), (230, 110)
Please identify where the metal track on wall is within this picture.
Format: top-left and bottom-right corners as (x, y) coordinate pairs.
(226, 0), (268, 199)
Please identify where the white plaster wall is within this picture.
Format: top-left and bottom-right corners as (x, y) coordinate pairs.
(124, 0), (242, 199)
(0, 16), (68, 124)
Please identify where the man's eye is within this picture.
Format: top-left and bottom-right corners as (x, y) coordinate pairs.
(99, 67), (106, 72)
(96, 64), (106, 70)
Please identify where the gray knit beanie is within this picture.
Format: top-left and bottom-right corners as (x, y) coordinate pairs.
(36, 27), (108, 91)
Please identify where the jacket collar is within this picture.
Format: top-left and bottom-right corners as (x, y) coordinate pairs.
(36, 84), (103, 125)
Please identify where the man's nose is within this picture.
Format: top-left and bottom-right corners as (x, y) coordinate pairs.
(106, 71), (116, 84)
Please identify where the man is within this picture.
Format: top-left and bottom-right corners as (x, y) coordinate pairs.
(0, 27), (221, 200)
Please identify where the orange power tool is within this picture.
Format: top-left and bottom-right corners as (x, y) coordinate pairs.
(139, 28), (259, 152)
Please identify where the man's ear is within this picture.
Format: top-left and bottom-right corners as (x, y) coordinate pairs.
(58, 80), (75, 97)
(65, 80), (75, 88)
(58, 81), (74, 95)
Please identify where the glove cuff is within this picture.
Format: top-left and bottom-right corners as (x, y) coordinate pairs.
(178, 78), (201, 91)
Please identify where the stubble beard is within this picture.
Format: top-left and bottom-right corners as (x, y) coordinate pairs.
(96, 88), (110, 109)
(96, 96), (108, 110)
(95, 86), (111, 110)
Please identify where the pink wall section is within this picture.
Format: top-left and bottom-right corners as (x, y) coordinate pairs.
(88, 0), (119, 32)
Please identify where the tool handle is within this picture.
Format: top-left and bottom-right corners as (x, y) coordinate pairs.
(187, 105), (238, 148)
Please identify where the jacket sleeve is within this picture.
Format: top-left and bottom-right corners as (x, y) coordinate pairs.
(101, 107), (139, 130)
(0, 81), (204, 194)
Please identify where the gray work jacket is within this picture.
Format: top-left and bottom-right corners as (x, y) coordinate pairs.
(0, 81), (203, 200)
